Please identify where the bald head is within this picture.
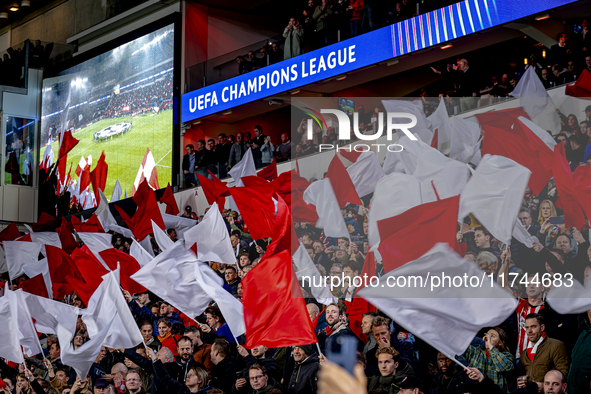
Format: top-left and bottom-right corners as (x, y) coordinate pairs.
(307, 303), (319, 321)
(544, 370), (566, 394)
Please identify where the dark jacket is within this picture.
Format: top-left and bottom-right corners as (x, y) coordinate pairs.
(568, 315), (591, 394)
(151, 359), (208, 394)
(367, 362), (414, 393)
(182, 153), (195, 173)
(463, 377), (538, 394)
(366, 334), (415, 376)
(233, 378), (282, 394)
(239, 354), (279, 381)
(217, 142), (232, 166)
(316, 323), (356, 354)
(430, 370), (470, 394)
(124, 349), (175, 394)
(169, 355), (206, 383)
(128, 301), (182, 337)
(210, 356), (241, 394)
(286, 354), (320, 394)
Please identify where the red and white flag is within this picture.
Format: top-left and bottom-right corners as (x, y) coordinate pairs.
(131, 148), (159, 196)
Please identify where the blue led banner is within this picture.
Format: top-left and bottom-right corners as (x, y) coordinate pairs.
(182, 0), (575, 122)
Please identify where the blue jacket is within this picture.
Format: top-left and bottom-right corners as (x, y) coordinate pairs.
(129, 301), (182, 336)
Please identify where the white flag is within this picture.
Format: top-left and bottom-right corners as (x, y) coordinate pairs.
(428, 97), (452, 148)
(162, 213), (197, 240)
(151, 220), (174, 252)
(346, 151), (383, 198)
(358, 243), (518, 358)
(0, 295), (25, 363)
(303, 179), (349, 239)
(368, 173), (421, 249)
(7, 289), (43, 357)
(449, 116), (481, 164)
(59, 315), (115, 379)
(0, 246), (6, 274)
(25, 227), (62, 258)
(382, 99), (433, 131)
(22, 291), (80, 335)
(131, 243), (221, 318)
(293, 244), (337, 306)
(194, 262), (246, 336)
(183, 202), (236, 265)
(4, 240), (41, 280)
(22, 258), (53, 298)
(412, 150), (470, 204)
(512, 219), (534, 248)
(547, 280), (591, 314)
(458, 155), (531, 245)
(130, 239), (153, 267)
(111, 180), (123, 202)
(83, 269), (144, 350)
(383, 135), (433, 175)
(510, 67), (555, 119)
(95, 189), (118, 232)
(229, 148), (256, 187)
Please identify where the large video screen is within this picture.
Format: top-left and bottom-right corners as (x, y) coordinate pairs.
(40, 23), (174, 209)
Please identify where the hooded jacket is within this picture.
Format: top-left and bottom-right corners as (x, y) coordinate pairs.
(367, 361), (414, 393)
(286, 353), (320, 394)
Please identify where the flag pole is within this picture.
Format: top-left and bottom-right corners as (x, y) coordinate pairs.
(449, 355), (468, 370)
(315, 342), (322, 355)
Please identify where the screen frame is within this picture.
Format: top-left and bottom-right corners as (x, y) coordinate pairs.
(41, 12), (182, 193)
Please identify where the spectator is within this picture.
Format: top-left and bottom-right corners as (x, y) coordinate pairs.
(260, 136), (275, 168)
(550, 32), (573, 70)
(251, 125), (265, 169)
(269, 42), (283, 64)
(202, 305), (236, 343)
(182, 144), (197, 188)
(229, 132), (247, 169)
(284, 18), (304, 60)
(518, 313), (569, 388)
(275, 133), (292, 162)
(216, 133), (232, 179)
(431, 353), (470, 394)
(287, 345), (320, 394)
(312, 0), (334, 47)
(184, 325), (213, 372)
(365, 316), (414, 376)
(236, 56), (251, 75)
(367, 347), (411, 391)
(210, 338), (241, 393)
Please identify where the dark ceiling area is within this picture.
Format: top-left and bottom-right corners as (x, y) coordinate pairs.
(0, 0), (50, 28)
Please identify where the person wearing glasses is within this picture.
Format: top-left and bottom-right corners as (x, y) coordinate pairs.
(234, 364), (281, 394)
(147, 346), (211, 394)
(124, 372), (146, 394)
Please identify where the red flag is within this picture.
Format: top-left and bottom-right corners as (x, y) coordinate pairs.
(16, 233), (32, 242)
(32, 212), (56, 232)
(265, 195), (298, 257)
(291, 190), (319, 223)
(430, 128), (439, 149)
(56, 219), (78, 255)
(79, 166), (91, 193)
(325, 155), (363, 208)
(339, 149), (362, 163)
(197, 173), (227, 211)
(159, 183), (179, 216)
(348, 251), (377, 342)
(565, 69), (591, 98)
(19, 274), (49, 298)
(270, 171), (292, 206)
(99, 249), (146, 294)
(257, 159), (278, 181)
(573, 164), (591, 222)
(243, 250), (317, 348)
(90, 151), (108, 205)
(57, 153), (68, 189)
(73, 247), (109, 291)
(378, 196), (460, 273)
(46, 245), (83, 299)
(552, 143), (587, 230)
(481, 126), (552, 195)
(229, 187), (276, 240)
(121, 185), (164, 241)
(0, 222), (21, 242)
(67, 274), (95, 306)
(58, 130), (79, 159)
(74, 214), (104, 233)
(475, 107), (531, 130)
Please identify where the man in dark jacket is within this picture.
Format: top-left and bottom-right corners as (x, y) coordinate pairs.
(251, 125), (266, 169)
(316, 303), (356, 353)
(167, 337), (206, 383)
(193, 140), (213, 184)
(216, 133), (232, 179)
(431, 353), (470, 394)
(365, 316), (414, 376)
(234, 364), (282, 394)
(286, 345), (319, 394)
(464, 226), (501, 257)
(182, 144), (197, 187)
(210, 338), (241, 394)
(367, 347), (413, 393)
(236, 345), (279, 381)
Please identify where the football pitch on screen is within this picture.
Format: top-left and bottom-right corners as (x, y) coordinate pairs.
(50, 109), (173, 200)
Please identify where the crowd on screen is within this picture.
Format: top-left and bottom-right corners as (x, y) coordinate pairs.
(234, 0), (460, 73)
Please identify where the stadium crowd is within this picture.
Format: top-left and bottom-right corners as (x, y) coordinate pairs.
(4, 72), (591, 394)
(234, 0), (460, 72)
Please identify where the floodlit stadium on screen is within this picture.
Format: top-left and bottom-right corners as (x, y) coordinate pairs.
(40, 23), (174, 208)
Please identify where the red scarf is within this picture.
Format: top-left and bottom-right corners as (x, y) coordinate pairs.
(526, 333), (546, 362)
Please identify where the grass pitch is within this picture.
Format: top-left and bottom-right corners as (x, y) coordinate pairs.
(48, 110), (173, 200)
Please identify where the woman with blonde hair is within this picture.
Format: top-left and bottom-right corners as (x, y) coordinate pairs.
(537, 199), (557, 226)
